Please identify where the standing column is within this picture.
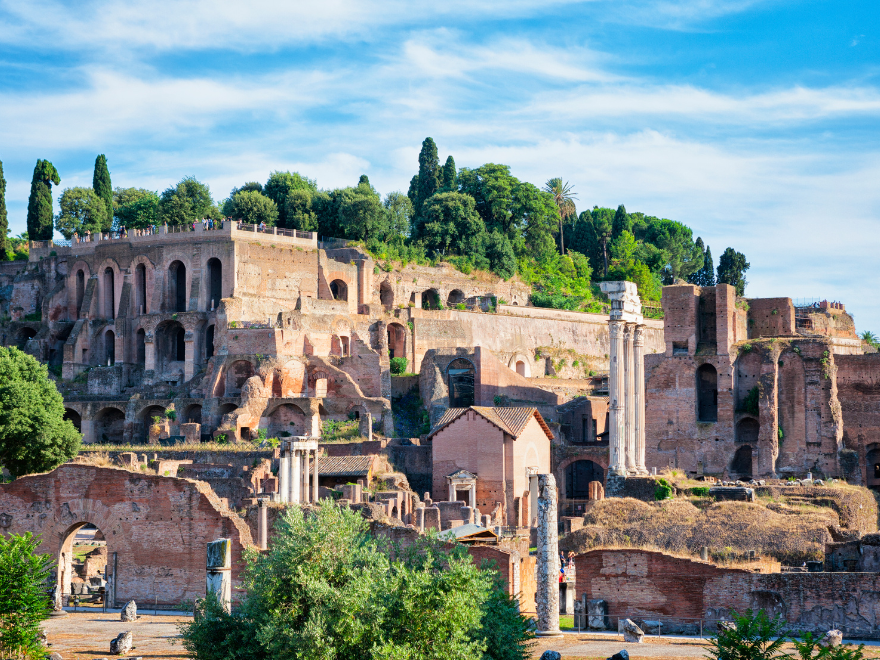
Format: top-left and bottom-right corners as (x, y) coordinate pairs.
(624, 323), (636, 474)
(313, 451), (320, 502)
(608, 320), (627, 476)
(206, 539), (232, 613)
(535, 474), (562, 637)
(301, 450), (310, 503)
(634, 325), (648, 474)
(291, 449), (301, 503)
(278, 450), (289, 503)
(257, 499), (268, 550)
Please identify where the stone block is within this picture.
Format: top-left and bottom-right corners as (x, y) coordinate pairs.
(180, 423), (201, 444)
(423, 506), (440, 531)
(820, 630), (843, 647)
(207, 539), (231, 569)
(117, 452), (139, 469)
(121, 600), (137, 622)
(621, 619), (644, 643)
(609, 652), (630, 660)
(539, 652), (561, 660)
(588, 598), (608, 629)
(110, 630), (133, 655)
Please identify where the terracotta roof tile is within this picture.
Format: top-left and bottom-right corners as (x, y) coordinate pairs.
(427, 406), (553, 441)
(314, 455), (374, 477)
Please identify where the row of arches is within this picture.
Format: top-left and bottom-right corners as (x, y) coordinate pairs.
(72, 258), (223, 320)
(378, 282), (520, 311)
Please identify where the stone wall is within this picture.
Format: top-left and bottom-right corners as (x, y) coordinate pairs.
(836, 353), (880, 486)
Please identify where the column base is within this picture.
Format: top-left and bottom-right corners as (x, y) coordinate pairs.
(535, 630), (565, 638)
(608, 467), (629, 477)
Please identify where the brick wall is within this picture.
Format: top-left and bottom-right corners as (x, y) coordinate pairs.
(748, 298), (795, 338)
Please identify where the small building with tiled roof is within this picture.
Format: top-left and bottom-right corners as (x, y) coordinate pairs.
(427, 406), (552, 527)
(315, 455), (375, 489)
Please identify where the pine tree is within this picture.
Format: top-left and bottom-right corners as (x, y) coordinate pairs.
(92, 154), (113, 232)
(0, 160), (7, 259)
(611, 204), (631, 240)
(26, 160), (60, 241)
(414, 137), (439, 219)
(717, 247), (749, 296)
(440, 155), (456, 191)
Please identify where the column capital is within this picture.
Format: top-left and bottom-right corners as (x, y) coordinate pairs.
(609, 319), (626, 338)
(633, 323), (646, 346)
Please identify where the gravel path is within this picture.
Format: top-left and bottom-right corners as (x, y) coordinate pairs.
(42, 611), (190, 659)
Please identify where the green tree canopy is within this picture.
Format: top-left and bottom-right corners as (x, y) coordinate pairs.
(92, 154), (113, 232)
(0, 160), (7, 259)
(420, 192), (486, 261)
(383, 191), (413, 240)
(26, 160), (60, 240)
(315, 178), (387, 242)
(440, 155), (457, 192)
(717, 247), (750, 296)
(223, 190), (279, 226)
(0, 347), (81, 479)
(0, 532), (52, 660)
(263, 171), (317, 228)
(612, 203), (631, 240)
(54, 187), (107, 239)
(113, 187), (159, 229)
(158, 177), (219, 226)
(179, 501), (533, 660)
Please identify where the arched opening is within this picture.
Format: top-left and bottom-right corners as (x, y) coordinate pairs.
(565, 460), (605, 499)
(330, 335), (342, 357)
(205, 325), (215, 358)
(387, 322), (406, 359)
(169, 261), (187, 313)
(516, 360), (526, 377)
(102, 267), (115, 319)
(227, 360), (255, 395)
(95, 407), (125, 444)
(867, 444), (880, 488)
(16, 327), (37, 349)
(447, 358), (475, 408)
(155, 320), (186, 377)
(64, 408), (82, 432)
(218, 402), (238, 417)
(697, 364), (718, 422)
(104, 330), (115, 366)
(75, 270), (85, 318)
(135, 329), (146, 366)
(736, 418), (759, 444)
(207, 258), (222, 311)
(58, 523), (109, 607)
(380, 281), (394, 309)
(422, 289), (440, 310)
(184, 404), (202, 424)
(140, 405), (167, 443)
(330, 279), (348, 302)
(731, 445), (753, 477)
(341, 336), (349, 356)
(268, 403), (307, 437)
(310, 371), (329, 398)
(447, 289), (465, 306)
(135, 263), (147, 315)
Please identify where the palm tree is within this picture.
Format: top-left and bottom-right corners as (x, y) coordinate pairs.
(861, 330), (878, 347)
(544, 178), (578, 255)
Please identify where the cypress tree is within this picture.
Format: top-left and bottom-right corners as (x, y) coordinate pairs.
(415, 137), (439, 219)
(688, 238), (706, 285)
(92, 154), (113, 231)
(440, 155), (456, 191)
(611, 204), (631, 240)
(26, 160), (60, 241)
(701, 245), (715, 286)
(407, 175), (419, 204)
(0, 160), (7, 258)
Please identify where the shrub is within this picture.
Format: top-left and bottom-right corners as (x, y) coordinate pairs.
(742, 386), (760, 416)
(690, 486), (711, 497)
(654, 478), (674, 501)
(707, 609), (788, 660)
(390, 357), (408, 375)
(0, 533), (52, 660)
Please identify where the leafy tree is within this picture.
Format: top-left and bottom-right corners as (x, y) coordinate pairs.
(440, 155), (457, 191)
(224, 190), (279, 226)
(0, 532), (53, 660)
(543, 178), (577, 255)
(315, 178), (388, 243)
(113, 187), (159, 229)
(384, 191), (413, 240)
(484, 230), (517, 280)
(92, 154), (113, 232)
(179, 501), (533, 660)
(263, 171), (317, 228)
(6, 233), (29, 261)
(634, 217), (703, 284)
(284, 189), (319, 232)
(26, 160), (60, 240)
(54, 187), (107, 239)
(717, 247), (750, 296)
(611, 204), (631, 240)
(420, 192), (486, 261)
(0, 160), (7, 259)
(158, 177), (219, 226)
(412, 137), (440, 226)
(407, 174), (419, 204)
(0, 347), (81, 478)
(233, 181), (263, 195)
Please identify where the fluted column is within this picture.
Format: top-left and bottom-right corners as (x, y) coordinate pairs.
(634, 324), (648, 474)
(301, 450), (310, 503)
(291, 448), (301, 503)
(624, 323), (636, 474)
(279, 450), (289, 503)
(312, 451), (320, 502)
(608, 320), (627, 476)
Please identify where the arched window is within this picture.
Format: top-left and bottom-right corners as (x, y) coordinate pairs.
(516, 360), (526, 377)
(103, 267), (115, 319)
(380, 281), (394, 309)
(422, 289), (440, 310)
(95, 407), (125, 444)
(135, 263), (147, 315)
(185, 404), (202, 424)
(447, 289), (465, 306)
(136, 329), (146, 366)
(565, 460), (605, 499)
(104, 330), (115, 366)
(731, 446), (753, 477)
(697, 364), (718, 422)
(207, 258), (222, 310)
(736, 418), (759, 444)
(174, 326), (185, 361)
(330, 279), (348, 301)
(64, 408), (82, 432)
(75, 270), (85, 318)
(169, 261), (187, 313)
(447, 358), (475, 408)
(205, 325), (215, 358)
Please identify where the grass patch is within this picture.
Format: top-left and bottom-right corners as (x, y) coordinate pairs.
(321, 419), (360, 442)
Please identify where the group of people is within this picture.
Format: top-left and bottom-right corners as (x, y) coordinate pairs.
(559, 551), (575, 582)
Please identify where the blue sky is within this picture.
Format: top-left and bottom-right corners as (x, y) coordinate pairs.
(1, 0), (879, 330)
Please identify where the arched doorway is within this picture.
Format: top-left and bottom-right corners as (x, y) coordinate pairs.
(565, 460), (605, 499)
(135, 329), (146, 366)
(169, 261), (187, 313)
(76, 270), (85, 318)
(102, 267), (115, 319)
(422, 289), (440, 310)
(64, 408), (82, 432)
(387, 322), (406, 359)
(732, 446), (753, 477)
(447, 358), (475, 408)
(58, 522), (109, 606)
(184, 404), (202, 424)
(330, 279), (348, 301)
(16, 327), (37, 349)
(207, 258), (222, 311)
(268, 403), (307, 437)
(135, 263), (147, 315)
(156, 320), (186, 372)
(94, 407), (125, 444)
(697, 364), (718, 422)
(380, 281), (394, 309)
(104, 330), (115, 366)
(515, 360), (528, 377)
(140, 405), (166, 443)
(310, 371), (329, 397)
(736, 418), (759, 444)
(447, 289), (465, 307)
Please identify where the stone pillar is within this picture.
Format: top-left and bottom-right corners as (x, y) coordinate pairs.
(634, 324), (648, 474)
(415, 505), (425, 532)
(291, 449), (301, 503)
(469, 484), (476, 510)
(536, 474), (562, 636)
(278, 451), (289, 503)
(312, 451), (320, 502)
(184, 332), (195, 381)
(206, 538), (232, 613)
(448, 481), (456, 502)
(257, 499), (268, 550)
(624, 323), (636, 474)
(424, 506), (441, 531)
(144, 335), (156, 372)
(608, 320), (627, 476)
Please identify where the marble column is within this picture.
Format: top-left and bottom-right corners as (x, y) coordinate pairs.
(312, 451), (320, 502)
(535, 474), (562, 636)
(257, 499), (268, 550)
(291, 448), (301, 503)
(278, 451), (289, 503)
(608, 320), (627, 476)
(624, 323), (636, 474)
(634, 325), (648, 474)
(206, 539), (232, 613)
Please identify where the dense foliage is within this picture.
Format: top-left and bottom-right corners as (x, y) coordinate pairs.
(179, 501), (533, 660)
(54, 187), (107, 239)
(0, 347), (81, 478)
(158, 176), (221, 226)
(113, 187), (160, 229)
(92, 154), (113, 232)
(0, 160), (7, 259)
(26, 160), (60, 241)
(717, 247), (751, 296)
(0, 533), (52, 660)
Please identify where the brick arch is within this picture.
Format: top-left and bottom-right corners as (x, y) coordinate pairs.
(130, 254), (157, 316)
(94, 257), (122, 320)
(67, 260), (92, 320)
(0, 464), (252, 608)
